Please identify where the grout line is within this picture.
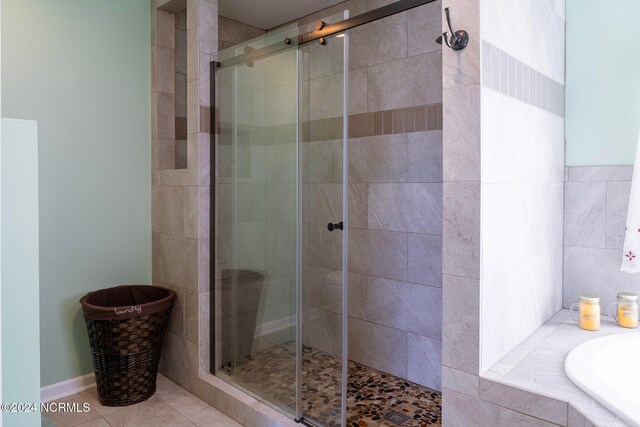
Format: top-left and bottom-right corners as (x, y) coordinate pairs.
(353, 316), (442, 341)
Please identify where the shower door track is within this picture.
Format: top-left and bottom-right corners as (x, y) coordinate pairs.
(213, 0), (437, 69)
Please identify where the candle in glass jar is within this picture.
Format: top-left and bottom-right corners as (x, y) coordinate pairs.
(615, 292), (638, 329)
(577, 295), (600, 331)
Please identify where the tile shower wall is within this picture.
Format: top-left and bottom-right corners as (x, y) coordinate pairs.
(152, 2), (298, 425)
(290, 0), (444, 391)
(564, 165), (638, 306)
(479, 0), (565, 374)
(215, 13), (288, 366)
(214, 0), (443, 391)
(152, 2), (331, 426)
(175, 10), (188, 168)
(155, 8), (190, 171)
(442, 0), (566, 424)
(218, 15), (265, 51)
(217, 47), (302, 364)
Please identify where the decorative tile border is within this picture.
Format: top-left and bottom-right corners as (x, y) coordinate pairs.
(199, 106), (211, 134)
(303, 103), (443, 141)
(175, 117), (187, 140)
(481, 40), (565, 117)
(216, 103), (443, 143)
(348, 103), (443, 139)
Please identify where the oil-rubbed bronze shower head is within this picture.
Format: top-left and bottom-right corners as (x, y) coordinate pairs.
(436, 7), (469, 51)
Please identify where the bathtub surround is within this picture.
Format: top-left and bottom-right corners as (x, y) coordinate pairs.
(445, 311), (629, 427)
(2, 0), (151, 387)
(485, 310), (635, 427)
(441, 0), (566, 424)
(563, 165), (640, 306)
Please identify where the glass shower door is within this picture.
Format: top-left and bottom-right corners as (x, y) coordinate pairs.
(214, 18), (348, 427)
(216, 35), (300, 416)
(298, 25), (349, 427)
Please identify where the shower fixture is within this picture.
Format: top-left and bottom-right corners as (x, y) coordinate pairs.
(436, 7), (468, 51)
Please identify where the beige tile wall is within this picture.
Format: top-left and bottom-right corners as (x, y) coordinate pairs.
(214, 0), (444, 392)
(563, 165), (637, 306)
(218, 15), (265, 51)
(175, 10), (188, 168)
(155, 0), (446, 425)
(155, 8), (188, 170)
(441, 0), (566, 425)
(154, 10), (177, 170)
(440, 0), (482, 422)
(152, 2), (297, 427)
(479, 2), (565, 373)
(351, 1), (443, 391)
(153, 0), (215, 353)
(216, 18), (299, 364)
(289, 0), (444, 391)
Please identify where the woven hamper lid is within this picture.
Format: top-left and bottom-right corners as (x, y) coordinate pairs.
(80, 285), (175, 320)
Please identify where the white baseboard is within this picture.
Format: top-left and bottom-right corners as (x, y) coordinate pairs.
(41, 373), (96, 402)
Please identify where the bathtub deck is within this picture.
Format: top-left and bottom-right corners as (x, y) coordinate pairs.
(483, 309), (638, 426)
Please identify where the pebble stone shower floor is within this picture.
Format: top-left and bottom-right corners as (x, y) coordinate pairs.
(222, 344), (442, 427)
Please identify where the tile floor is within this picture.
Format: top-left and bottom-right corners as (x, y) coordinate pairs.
(221, 344), (442, 427)
(45, 345), (442, 427)
(43, 374), (240, 427)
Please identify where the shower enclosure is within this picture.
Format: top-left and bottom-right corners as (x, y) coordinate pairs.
(211, 1), (442, 426)
(214, 12), (348, 426)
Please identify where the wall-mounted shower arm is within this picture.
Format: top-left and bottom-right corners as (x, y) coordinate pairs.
(435, 7), (469, 51)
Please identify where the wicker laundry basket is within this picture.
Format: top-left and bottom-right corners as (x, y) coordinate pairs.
(80, 285), (175, 406)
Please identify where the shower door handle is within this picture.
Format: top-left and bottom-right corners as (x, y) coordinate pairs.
(327, 221), (343, 232)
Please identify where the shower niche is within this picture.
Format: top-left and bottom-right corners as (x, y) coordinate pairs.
(154, 5), (188, 170)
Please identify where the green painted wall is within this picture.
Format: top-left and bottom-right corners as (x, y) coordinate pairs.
(2, 119), (41, 427)
(1, 0), (151, 386)
(566, 0), (640, 166)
